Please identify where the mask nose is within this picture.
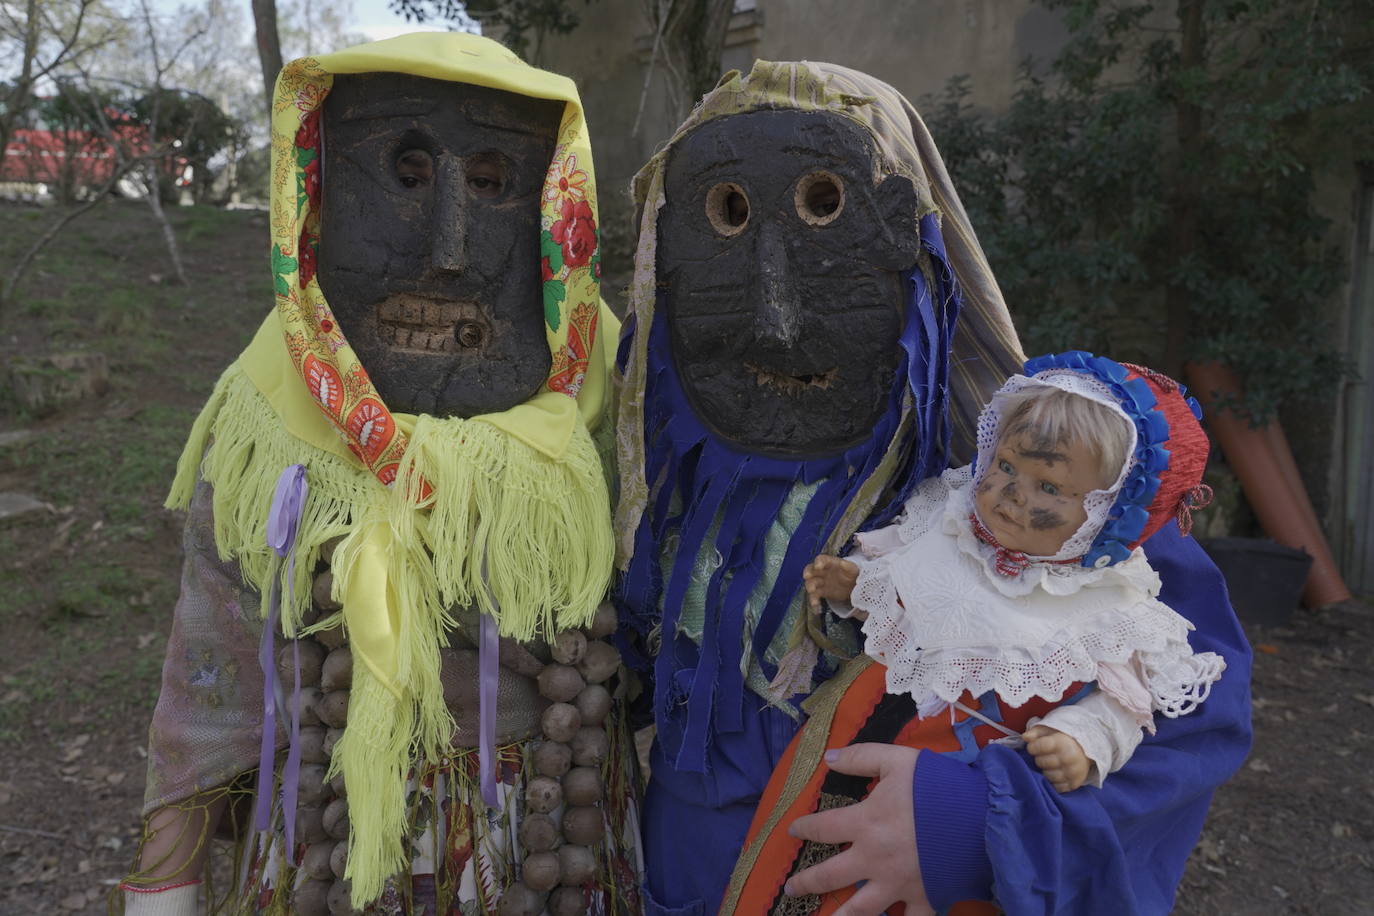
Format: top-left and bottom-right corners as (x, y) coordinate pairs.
(753, 221), (801, 347)
(430, 156), (467, 275)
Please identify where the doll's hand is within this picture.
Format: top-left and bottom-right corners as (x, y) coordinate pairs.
(1023, 724), (1092, 793)
(803, 555), (860, 612)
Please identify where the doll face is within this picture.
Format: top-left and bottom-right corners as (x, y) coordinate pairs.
(318, 73), (563, 417)
(656, 110), (921, 457)
(974, 429), (1103, 556)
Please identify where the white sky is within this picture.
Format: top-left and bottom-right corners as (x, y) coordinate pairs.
(348, 0), (473, 42)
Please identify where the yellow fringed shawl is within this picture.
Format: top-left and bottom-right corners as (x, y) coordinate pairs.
(166, 32), (619, 908)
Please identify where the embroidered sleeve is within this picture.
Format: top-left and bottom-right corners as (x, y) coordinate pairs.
(144, 479), (267, 815)
(1036, 692), (1147, 788)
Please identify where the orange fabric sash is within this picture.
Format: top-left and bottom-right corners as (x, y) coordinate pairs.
(727, 662), (1083, 916)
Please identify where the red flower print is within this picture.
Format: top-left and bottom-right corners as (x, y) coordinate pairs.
(302, 156), (321, 208)
(541, 256), (553, 282)
(295, 108), (320, 153)
(551, 198), (597, 269)
(298, 232), (318, 287)
(546, 304), (598, 398)
(303, 355), (343, 415)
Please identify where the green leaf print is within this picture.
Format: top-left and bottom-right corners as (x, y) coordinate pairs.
(543, 279), (566, 331)
(540, 229), (564, 275)
(271, 244), (297, 296)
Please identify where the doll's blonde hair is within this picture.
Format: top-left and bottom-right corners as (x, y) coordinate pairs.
(996, 387), (1132, 488)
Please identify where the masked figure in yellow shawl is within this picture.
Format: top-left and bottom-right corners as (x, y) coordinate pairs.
(117, 34), (642, 916)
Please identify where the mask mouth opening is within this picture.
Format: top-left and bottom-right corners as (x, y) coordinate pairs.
(375, 295), (489, 354)
(744, 361), (839, 395)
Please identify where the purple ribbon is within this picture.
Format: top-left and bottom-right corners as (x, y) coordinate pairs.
(478, 558), (501, 809)
(254, 464), (308, 860)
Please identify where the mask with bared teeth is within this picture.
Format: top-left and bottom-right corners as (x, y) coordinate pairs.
(318, 73), (562, 417)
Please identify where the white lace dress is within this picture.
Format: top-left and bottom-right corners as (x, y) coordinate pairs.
(837, 466), (1226, 787)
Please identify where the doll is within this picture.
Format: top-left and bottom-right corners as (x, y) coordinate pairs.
(716, 352), (1232, 915)
(804, 353), (1227, 793)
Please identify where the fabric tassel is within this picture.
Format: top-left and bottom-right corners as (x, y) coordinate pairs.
(166, 368), (363, 629)
(329, 672), (415, 904)
(165, 370), (232, 510)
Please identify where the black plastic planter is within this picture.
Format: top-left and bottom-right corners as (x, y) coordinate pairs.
(1198, 537), (1313, 627)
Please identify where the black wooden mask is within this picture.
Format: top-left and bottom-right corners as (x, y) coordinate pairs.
(318, 73), (562, 417)
(657, 110), (921, 457)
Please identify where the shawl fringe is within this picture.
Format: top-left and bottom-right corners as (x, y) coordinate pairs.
(164, 362), (613, 905)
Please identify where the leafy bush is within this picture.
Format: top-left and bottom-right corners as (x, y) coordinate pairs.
(925, 0), (1372, 420)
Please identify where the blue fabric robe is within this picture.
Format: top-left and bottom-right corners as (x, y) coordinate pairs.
(641, 523), (1252, 916)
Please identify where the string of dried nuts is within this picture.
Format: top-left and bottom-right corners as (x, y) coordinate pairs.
(288, 541), (357, 916)
(499, 601), (621, 916)
(280, 536), (624, 916)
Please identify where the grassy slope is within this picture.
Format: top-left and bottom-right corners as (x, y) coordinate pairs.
(0, 200), (269, 913)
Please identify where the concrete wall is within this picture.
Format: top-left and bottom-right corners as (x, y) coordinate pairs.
(749, 0), (1060, 108)
(1312, 161), (1374, 593)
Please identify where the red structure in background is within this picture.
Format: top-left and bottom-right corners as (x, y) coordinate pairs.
(1, 113), (189, 193)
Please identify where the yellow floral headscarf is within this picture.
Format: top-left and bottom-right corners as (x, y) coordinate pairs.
(270, 31), (606, 478)
(166, 32), (618, 907)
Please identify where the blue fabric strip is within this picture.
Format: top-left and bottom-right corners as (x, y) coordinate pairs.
(668, 469), (736, 772)
(619, 216), (969, 772)
(699, 479), (761, 737)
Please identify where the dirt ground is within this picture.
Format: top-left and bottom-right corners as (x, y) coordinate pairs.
(1173, 599), (1374, 914)
(0, 201), (1371, 915)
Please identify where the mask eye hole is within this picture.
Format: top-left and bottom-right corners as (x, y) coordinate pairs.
(705, 182), (749, 236)
(465, 152), (506, 199)
(396, 148), (433, 189)
(795, 171), (844, 225)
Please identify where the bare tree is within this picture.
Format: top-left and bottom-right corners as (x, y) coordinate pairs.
(123, 0), (216, 285)
(634, 0), (733, 134)
(251, 0), (284, 114)
(0, 0), (115, 160)
(2, 0), (217, 307)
